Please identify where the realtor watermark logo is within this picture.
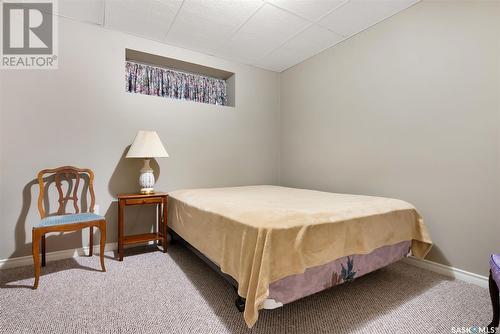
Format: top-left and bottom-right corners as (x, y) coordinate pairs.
(1, 0), (58, 69)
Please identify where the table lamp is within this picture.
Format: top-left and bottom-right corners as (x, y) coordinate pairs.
(126, 130), (169, 194)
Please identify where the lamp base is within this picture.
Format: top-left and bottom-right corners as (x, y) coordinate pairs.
(139, 159), (156, 194)
(140, 188), (155, 195)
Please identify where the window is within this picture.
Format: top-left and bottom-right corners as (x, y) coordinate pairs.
(125, 49), (235, 107)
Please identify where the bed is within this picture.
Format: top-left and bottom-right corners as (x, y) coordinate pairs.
(168, 185), (432, 327)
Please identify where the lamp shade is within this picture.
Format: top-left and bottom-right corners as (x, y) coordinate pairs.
(126, 130), (169, 158)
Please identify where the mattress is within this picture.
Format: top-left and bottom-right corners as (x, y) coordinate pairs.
(168, 185), (432, 327)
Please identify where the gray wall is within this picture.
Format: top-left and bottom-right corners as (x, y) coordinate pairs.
(280, 0), (500, 275)
(0, 18), (281, 260)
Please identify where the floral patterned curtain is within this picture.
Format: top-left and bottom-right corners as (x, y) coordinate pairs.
(125, 61), (227, 106)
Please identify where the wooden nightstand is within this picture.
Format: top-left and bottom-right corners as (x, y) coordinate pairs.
(117, 192), (168, 261)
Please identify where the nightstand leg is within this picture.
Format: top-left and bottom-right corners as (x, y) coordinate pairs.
(118, 199), (124, 261)
(157, 204), (162, 247)
(163, 197), (168, 253)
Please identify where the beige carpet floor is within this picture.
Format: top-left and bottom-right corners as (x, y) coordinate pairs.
(0, 244), (492, 334)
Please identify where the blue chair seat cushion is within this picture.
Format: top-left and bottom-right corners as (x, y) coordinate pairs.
(491, 254), (500, 287)
(37, 213), (104, 227)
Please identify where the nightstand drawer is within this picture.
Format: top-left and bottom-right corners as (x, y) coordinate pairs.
(124, 197), (163, 206)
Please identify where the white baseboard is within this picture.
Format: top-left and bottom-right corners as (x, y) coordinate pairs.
(403, 256), (488, 289)
(0, 242), (118, 270)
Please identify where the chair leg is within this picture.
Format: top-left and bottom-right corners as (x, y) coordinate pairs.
(41, 234), (46, 267)
(99, 221), (106, 272)
(89, 226), (93, 257)
(32, 229), (41, 289)
(489, 271), (500, 331)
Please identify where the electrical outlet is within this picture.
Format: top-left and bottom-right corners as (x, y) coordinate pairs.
(94, 204), (100, 215)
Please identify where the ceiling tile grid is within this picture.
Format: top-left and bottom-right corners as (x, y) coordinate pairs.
(318, 0), (418, 37)
(165, 0), (264, 54)
(256, 24), (344, 72)
(266, 0), (345, 21)
(59, 0), (105, 25)
(39, 0), (420, 72)
(219, 4), (311, 63)
(105, 0), (183, 42)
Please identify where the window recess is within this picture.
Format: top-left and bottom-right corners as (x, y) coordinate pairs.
(125, 49), (235, 107)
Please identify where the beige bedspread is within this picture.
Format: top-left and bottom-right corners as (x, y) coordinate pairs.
(168, 185), (432, 327)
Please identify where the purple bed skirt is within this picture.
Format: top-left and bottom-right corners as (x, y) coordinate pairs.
(268, 240), (412, 305)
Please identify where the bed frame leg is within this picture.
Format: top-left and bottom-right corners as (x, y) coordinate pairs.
(235, 295), (245, 312)
(167, 229), (177, 245)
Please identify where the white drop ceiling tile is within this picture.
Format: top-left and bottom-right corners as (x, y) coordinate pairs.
(267, 0), (345, 21)
(210, 43), (265, 65)
(318, 0), (418, 37)
(166, 0), (263, 53)
(221, 3), (310, 61)
(257, 25), (344, 71)
(58, 0), (104, 25)
(105, 0), (183, 42)
(255, 48), (302, 72)
(18, 0), (104, 25)
(286, 24), (344, 52)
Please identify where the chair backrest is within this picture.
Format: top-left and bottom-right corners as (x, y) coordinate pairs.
(37, 166), (96, 218)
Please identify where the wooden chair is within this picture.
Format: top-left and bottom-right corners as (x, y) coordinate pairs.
(32, 166), (106, 289)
